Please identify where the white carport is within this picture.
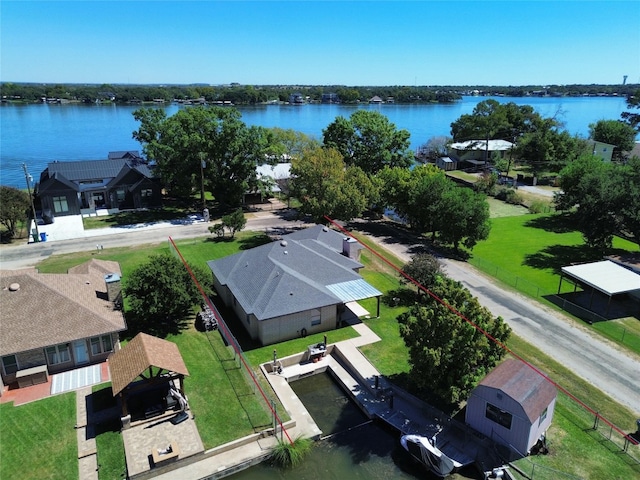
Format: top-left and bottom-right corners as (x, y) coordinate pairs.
(558, 260), (640, 314)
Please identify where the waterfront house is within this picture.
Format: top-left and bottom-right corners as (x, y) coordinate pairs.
(36, 153), (161, 219)
(208, 225), (381, 346)
(0, 259), (126, 394)
(369, 96), (384, 104)
(321, 93), (340, 104)
(448, 139), (514, 168)
(289, 93), (305, 105)
(247, 162), (292, 202)
(465, 359), (557, 455)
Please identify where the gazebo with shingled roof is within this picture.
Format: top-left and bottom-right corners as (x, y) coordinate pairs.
(109, 332), (189, 420)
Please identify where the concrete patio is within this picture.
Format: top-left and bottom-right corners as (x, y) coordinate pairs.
(122, 410), (204, 478)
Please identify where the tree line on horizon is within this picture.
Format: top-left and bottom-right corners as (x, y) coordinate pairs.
(1, 82), (637, 105)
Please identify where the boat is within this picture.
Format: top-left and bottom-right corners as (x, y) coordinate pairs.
(400, 434), (463, 478)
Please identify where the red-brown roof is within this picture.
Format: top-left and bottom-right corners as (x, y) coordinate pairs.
(479, 359), (557, 422)
(109, 333), (189, 396)
(0, 259), (126, 356)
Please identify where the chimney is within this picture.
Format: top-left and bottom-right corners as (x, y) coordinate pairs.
(105, 273), (122, 308)
(342, 237), (356, 258)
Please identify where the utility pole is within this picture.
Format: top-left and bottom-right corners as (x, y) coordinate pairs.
(200, 156), (207, 211)
(22, 163), (40, 242)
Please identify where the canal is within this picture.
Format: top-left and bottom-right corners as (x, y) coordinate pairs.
(228, 372), (476, 479)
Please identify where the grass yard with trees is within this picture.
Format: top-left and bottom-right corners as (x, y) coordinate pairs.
(469, 213), (640, 355)
(4, 221), (638, 480)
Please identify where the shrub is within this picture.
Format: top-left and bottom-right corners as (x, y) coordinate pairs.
(208, 223), (225, 237)
(529, 200), (548, 214)
(271, 436), (312, 468)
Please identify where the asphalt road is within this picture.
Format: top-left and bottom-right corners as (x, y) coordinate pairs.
(1, 212), (638, 418)
(348, 220), (640, 418)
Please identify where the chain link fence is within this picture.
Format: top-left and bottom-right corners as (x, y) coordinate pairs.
(469, 256), (639, 349)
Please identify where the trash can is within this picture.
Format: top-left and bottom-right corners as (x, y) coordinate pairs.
(39, 232), (47, 242)
(32, 233), (39, 243)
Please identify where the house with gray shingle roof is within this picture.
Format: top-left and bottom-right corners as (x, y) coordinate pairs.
(465, 358), (557, 455)
(36, 151), (160, 219)
(0, 259), (127, 393)
(207, 225), (381, 346)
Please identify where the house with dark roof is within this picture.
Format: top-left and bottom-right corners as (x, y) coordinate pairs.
(465, 359), (557, 455)
(36, 151), (161, 219)
(208, 225), (381, 346)
(0, 259), (127, 393)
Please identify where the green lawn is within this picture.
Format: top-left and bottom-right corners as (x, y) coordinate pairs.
(168, 325), (276, 448)
(469, 213), (640, 354)
(507, 336), (639, 479)
(35, 231), (271, 277)
(0, 393), (77, 480)
(23, 226), (640, 479)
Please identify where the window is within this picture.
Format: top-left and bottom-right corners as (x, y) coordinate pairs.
(539, 407), (548, 425)
(115, 189), (126, 203)
(310, 309), (321, 326)
(52, 196), (69, 213)
(485, 402), (513, 430)
(90, 335), (113, 355)
(141, 188), (153, 198)
(2, 355), (18, 375)
(45, 344), (71, 365)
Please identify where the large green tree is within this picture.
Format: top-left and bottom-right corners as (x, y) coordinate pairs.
(266, 128), (319, 159)
(322, 110), (413, 174)
(401, 253), (443, 291)
(378, 165), (452, 235)
(123, 253), (211, 337)
(451, 100), (555, 170)
(621, 88), (640, 133)
(377, 165), (490, 250)
(516, 121), (581, 177)
(557, 155), (640, 248)
(619, 157), (640, 244)
(450, 100), (545, 162)
(398, 276), (511, 404)
(589, 119), (636, 161)
(0, 186), (30, 239)
(133, 106), (272, 205)
(439, 187), (491, 251)
(290, 146), (377, 222)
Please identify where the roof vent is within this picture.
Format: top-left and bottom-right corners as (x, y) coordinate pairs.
(280, 240), (288, 247)
(9, 283), (20, 292)
(322, 227), (328, 232)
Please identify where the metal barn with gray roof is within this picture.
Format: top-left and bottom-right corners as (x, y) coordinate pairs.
(208, 225), (381, 345)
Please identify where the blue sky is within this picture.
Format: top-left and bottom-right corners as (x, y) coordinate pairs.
(1, 1), (639, 86)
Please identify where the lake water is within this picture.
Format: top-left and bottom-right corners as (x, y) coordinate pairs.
(0, 96), (633, 189)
